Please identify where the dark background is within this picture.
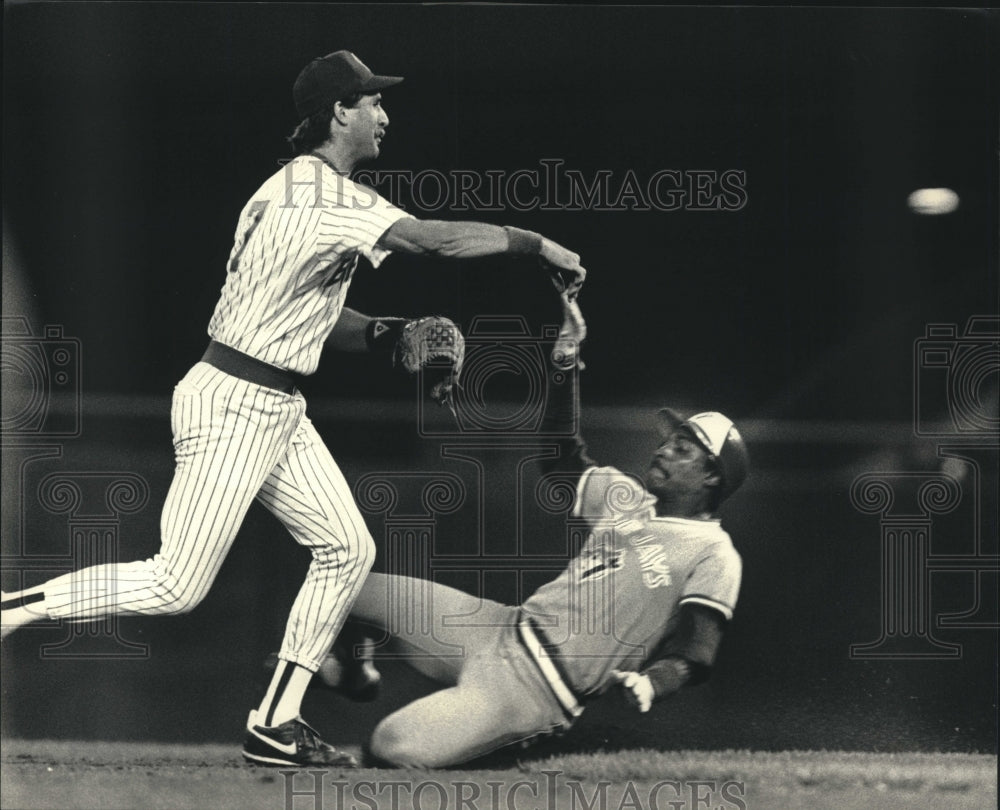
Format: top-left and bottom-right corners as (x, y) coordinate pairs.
(2, 4), (997, 755)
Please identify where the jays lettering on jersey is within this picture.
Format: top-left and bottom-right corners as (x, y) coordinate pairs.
(521, 466), (742, 697)
(209, 156), (412, 375)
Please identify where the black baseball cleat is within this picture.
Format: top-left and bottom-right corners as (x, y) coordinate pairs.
(242, 710), (359, 767)
(265, 638), (381, 702)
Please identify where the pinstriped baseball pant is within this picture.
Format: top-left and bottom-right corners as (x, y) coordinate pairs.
(41, 362), (375, 671)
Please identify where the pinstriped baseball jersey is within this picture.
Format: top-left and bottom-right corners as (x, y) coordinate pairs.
(209, 155), (412, 375)
(31, 154), (403, 676)
(521, 465), (741, 695)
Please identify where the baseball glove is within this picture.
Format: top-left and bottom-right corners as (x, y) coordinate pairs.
(393, 316), (465, 408)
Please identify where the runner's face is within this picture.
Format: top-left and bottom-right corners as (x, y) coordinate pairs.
(645, 427), (714, 498)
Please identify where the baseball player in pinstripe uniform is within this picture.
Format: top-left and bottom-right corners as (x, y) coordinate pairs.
(0, 50), (585, 767)
(314, 288), (749, 768)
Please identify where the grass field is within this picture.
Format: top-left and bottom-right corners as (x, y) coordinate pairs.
(1, 740), (995, 810)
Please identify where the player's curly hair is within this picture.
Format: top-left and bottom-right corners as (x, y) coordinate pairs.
(287, 92), (365, 155)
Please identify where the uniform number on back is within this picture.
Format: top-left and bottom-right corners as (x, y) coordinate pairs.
(227, 200), (270, 274)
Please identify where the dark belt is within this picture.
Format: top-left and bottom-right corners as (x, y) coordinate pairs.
(201, 341), (297, 394)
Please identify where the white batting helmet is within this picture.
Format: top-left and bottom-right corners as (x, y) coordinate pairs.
(657, 408), (749, 501)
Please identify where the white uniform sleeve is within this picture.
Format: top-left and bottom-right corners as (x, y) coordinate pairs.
(319, 177), (413, 269)
(679, 543), (742, 621)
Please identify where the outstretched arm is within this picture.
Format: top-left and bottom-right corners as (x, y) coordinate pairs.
(539, 289), (597, 475)
(377, 218), (586, 299)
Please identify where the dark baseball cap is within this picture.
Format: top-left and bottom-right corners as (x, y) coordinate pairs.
(293, 50), (403, 119)
(657, 408), (749, 501)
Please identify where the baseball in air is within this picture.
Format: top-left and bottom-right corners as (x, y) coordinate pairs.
(907, 187), (960, 215)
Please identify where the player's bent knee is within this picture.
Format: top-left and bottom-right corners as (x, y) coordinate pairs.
(359, 532), (376, 571)
(370, 718), (431, 768)
(336, 530), (376, 576)
(141, 570), (211, 616)
(142, 589), (206, 616)
(353, 527), (375, 560)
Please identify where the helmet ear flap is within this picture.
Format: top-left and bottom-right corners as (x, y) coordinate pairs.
(714, 424), (749, 500)
(704, 459), (723, 488)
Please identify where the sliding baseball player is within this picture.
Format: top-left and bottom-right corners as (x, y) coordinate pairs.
(313, 285), (749, 767)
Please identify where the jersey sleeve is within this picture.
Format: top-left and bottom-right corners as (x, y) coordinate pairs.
(572, 466), (655, 524)
(318, 178), (413, 269)
(678, 543), (742, 621)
